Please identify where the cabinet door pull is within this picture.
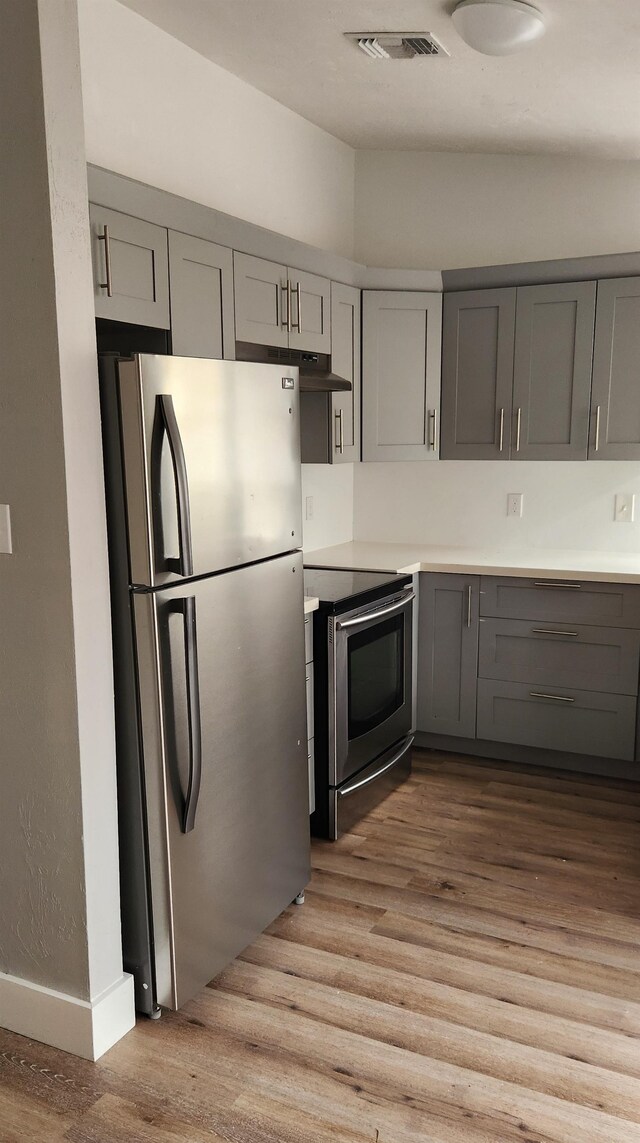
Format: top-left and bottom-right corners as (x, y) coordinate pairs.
(531, 628), (579, 637)
(529, 692), (576, 703)
(281, 281), (291, 331)
(533, 581), (581, 589)
(498, 407), (505, 452)
(335, 408), (344, 454)
(428, 408), (438, 451)
(594, 404), (601, 452)
(98, 225), (113, 296)
(515, 407), (522, 452)
(466, 584), (472, 628)
(292, 282), (301, 332)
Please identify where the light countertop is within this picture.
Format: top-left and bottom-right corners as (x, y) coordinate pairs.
(304, 595), (319, 615)
(303, 542), (640, 585)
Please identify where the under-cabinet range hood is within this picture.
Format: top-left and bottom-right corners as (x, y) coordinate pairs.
(236, 342), (351, 392)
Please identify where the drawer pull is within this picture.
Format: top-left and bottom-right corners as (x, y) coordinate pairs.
(529, 691), (576, 703)
(531, 628), (579, 638)
(533, 581), (582, 590)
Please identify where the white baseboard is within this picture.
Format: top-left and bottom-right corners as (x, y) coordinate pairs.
(0, 970), (135, 1061)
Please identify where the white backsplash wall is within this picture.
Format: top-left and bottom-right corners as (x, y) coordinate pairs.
(302, 464), (354, 553)
(353, 462), (640, 554)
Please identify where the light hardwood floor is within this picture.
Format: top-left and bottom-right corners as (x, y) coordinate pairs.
(3, 748), (640, 1142)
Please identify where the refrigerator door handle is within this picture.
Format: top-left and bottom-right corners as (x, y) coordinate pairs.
(157, 395), (194, 578)
(170, 596), (202, 833)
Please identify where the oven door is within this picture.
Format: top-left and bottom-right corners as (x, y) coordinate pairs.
(330, 588), (414, 787)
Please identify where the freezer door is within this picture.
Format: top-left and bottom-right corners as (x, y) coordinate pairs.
(116, 355), (302, 586)
(133, 552), (310, 1010)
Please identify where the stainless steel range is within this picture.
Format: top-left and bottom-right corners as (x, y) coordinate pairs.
(304, 568), (415, 839)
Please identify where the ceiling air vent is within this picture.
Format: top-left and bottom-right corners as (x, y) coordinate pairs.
(347, 32), (449, 59)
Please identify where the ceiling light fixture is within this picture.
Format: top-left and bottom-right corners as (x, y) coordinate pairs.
(451, 0), (546, 56)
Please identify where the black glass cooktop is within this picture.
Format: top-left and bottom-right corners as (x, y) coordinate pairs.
(303, 566), (410, 607)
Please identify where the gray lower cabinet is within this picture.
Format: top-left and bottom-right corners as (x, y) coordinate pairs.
(417, 573), (479, 738)
(480, 576), (640, 629)
(89, 204), (170, 328)
(589, 276), (640, 459)
(168, 231), (235, 359)
(441, 288), (515, 460)
(233, 252), (330, 354)
(512, 281), (596, 460)
(300, 282), (361, 464)
(362, 291), (442, 462)
(441, 281), (597, 461)
(476, 679), (637, 761)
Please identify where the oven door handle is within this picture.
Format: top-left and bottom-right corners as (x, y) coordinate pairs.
(336, 590), (415, 631)
(338, 736), (415, 797)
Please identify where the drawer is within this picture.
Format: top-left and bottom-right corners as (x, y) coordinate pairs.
(305, 662), (314, 739)
(476, 678), (637, 761)
(304, 615), (313, 664)
(478, 618), (640, 695)
(480, 576), (640, 628)
(308, 738), (315, 815)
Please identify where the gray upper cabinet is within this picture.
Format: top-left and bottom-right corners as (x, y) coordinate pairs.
(89, 204), (170, 328)
(330, 282), (361, 463)
(362, 291), (442, 462)
(589, 276), (640, 460)
(234, 252), (330, 354)
(233, 252), (288, 349)
(512, 281), (596, 460)
(417, 573), (479, 739)
(168, 231), (235, 360)
(441, 288), (515, 460)
(288, 269), (331, 354)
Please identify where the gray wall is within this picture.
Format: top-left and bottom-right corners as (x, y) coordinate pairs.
(0, 0), (122, 1002)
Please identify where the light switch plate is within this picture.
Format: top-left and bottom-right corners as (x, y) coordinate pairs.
(614, 493), (635, 523)
(305, 496), (314, 520)
(0, 504), (12, 553)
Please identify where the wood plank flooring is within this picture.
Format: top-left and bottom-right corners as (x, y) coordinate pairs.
(3, 748), (640, 1141)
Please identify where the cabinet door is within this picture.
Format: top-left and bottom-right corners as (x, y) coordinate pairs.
(168, 232), (235, 359)
(233, 252), (288, 349)
(589, 277), (640, 459)
(89, 204), (170, 328)
(417, 574), (479, 738)
(512, 281), (596, 460)
(440, 288), (515, 460)
(362, 291), (442, 462)
(330, 282), (361, 463)
(289, 269), (331, 354)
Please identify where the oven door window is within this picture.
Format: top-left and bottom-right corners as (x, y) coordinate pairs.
(347, 614), (404, 740)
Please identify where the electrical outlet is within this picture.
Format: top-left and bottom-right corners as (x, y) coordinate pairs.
(614, 493), (635, 523)
(0, 505), (12, 554)
(305, 496), (314, 521)
(507, 493), (523, 518)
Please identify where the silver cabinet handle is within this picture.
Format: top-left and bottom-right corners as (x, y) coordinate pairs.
(428, 408), (438, 451)
(466, 584), (472, 628)
(98, 224), (113, 296)
(515, 407), (522, 452)
(335, 408), (344, 454)
(529, 692), (576, 703)
(533, 581), (581, 589)
(531, 628), (579, 637)
(498, 407), (505, 452)
(281, 282), (290, 331)
(336, 590), (415, 630)
(594, 404), (601, 452)
(338, 736), (414, 798)
(291, 282), (301, 331)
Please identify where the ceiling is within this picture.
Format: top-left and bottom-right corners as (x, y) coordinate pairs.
(118, 0), (640, 159)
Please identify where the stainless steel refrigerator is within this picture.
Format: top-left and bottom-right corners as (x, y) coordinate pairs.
(99, 353), (310, 1018)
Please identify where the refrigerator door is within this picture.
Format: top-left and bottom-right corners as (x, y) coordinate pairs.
(133, 551), (310, 1010)
(116, 355), (302, 587)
